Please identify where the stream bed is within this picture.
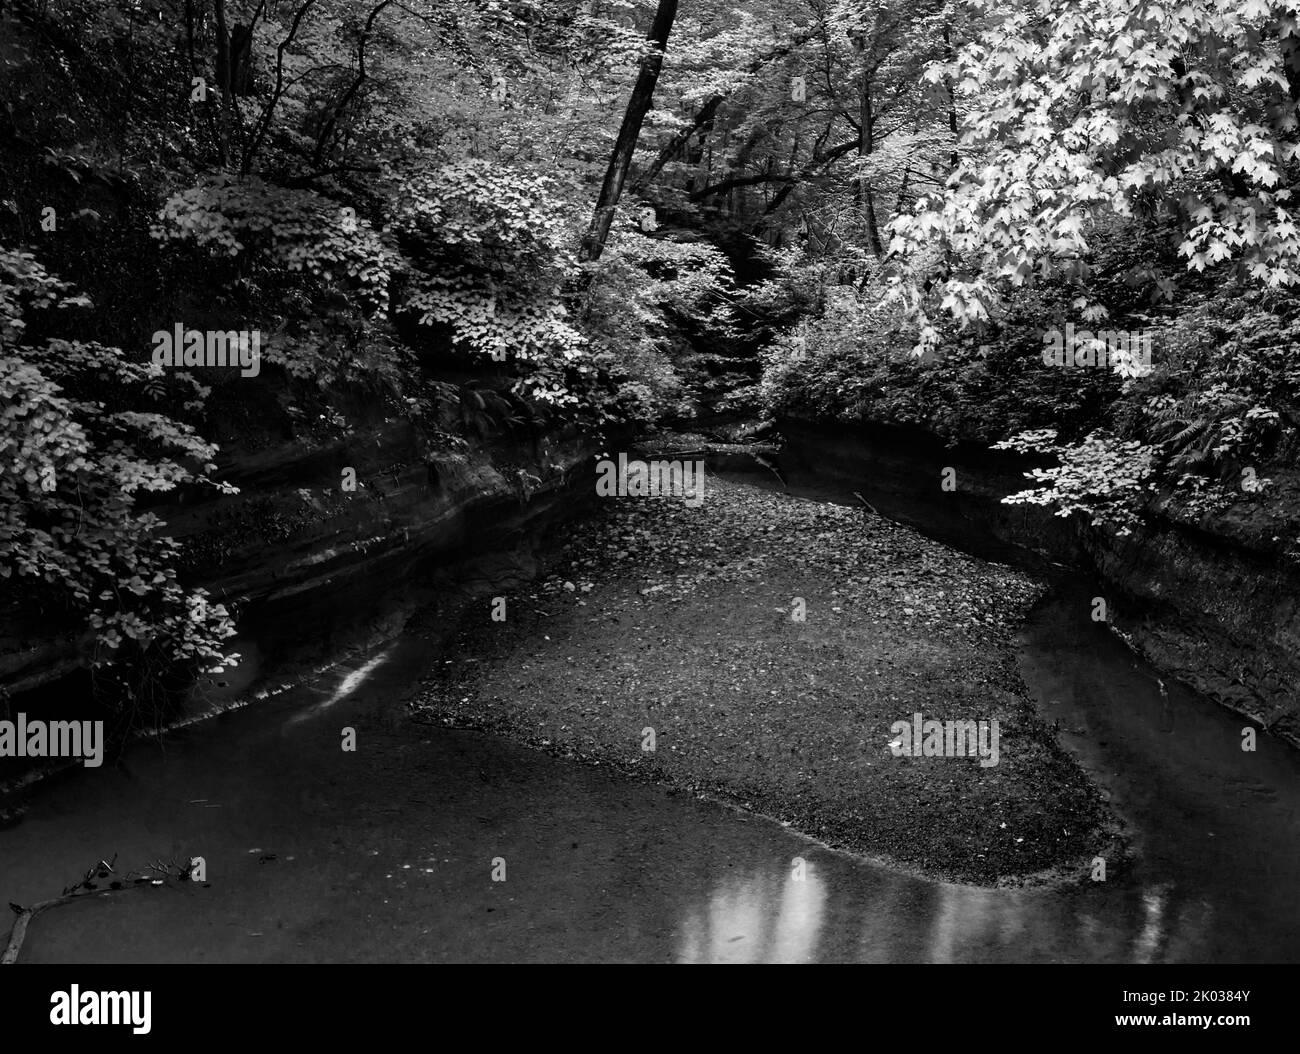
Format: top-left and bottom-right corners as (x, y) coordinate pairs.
(0, 470), (1296, 963)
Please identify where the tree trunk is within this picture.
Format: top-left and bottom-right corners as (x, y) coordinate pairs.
(213, 0), (233, 167)
(849, 36), (884, 259)
(183, 0), (224, 166)
(942, 23), (959, 174)
(858, 66), (883, 257)
(578, 0), (678, 263)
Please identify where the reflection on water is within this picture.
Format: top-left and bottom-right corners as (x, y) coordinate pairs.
(677, 859), (827, 963)
(1134, 886), (1167, 964)
(283, 647), (395, 727)
(674, 857), (1217, 963)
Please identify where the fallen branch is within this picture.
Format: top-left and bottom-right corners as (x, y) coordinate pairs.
(4, 855), (194, 964)
(4, 892), (99, 964)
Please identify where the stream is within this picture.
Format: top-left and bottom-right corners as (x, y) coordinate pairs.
(0, 465), (1297, 963)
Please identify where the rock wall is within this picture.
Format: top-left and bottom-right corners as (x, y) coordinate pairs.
(0, 417), (603, 705)
(1087, 502), (1300, 745)
(777, 417), (1300, 749)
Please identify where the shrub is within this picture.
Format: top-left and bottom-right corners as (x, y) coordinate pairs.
(0, 246), (239, 718)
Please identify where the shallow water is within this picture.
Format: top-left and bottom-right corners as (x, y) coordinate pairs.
(1019, 581), (1300, 963)
(0, 477), (1296, 963)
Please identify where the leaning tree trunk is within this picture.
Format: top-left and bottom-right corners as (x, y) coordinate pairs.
(578, 0), (678, 263)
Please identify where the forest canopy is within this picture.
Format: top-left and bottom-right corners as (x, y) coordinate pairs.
(3, 0), (1300, 715)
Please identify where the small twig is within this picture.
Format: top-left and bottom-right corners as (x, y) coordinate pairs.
(853, 491), (880, 516)
(752, 454), (786, 488)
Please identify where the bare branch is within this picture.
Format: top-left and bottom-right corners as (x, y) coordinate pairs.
(311, 0), (394, 169)
(242, 0), (320, 178)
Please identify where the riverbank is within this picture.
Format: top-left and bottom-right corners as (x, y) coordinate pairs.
(413, 475), (1119, 886)
(774, 417), (1300, 749)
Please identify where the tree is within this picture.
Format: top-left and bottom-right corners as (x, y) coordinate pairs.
(579, 0), (679, 263)
(890, 0), (1300, 353)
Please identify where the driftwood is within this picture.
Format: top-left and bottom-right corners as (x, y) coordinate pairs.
(3, 856), (194, 964)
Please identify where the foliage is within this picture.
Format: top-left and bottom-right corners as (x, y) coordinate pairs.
(993, 281), (1300, 529)
(992, 429), (1156, 535)
(153, 174), (393, 310)
(393, 159), (586, 375)
(1120, 286), (1298, 500)
(890, 0), (1300, 351)
(732, 243), (831, 342)
(758, 270), (1123, 442)
(579, 215), (737, 421)
(0, 247), (239, 713)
